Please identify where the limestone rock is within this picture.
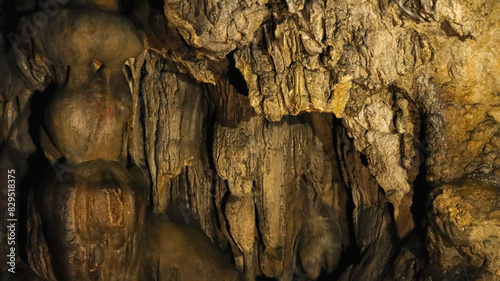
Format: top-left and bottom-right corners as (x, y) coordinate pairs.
(1, 0), (499, 280)
(427, 180), (500, 277)
(164, 0), (270, 60)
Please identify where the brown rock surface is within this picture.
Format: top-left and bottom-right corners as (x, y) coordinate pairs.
(0, 0), (499, 280)
(427, 180), (500, 277)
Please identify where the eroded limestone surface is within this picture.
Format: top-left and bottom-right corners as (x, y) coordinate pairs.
(0, 0), (499, 280)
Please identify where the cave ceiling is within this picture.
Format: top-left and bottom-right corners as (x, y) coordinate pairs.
(0, 0), (499, 280)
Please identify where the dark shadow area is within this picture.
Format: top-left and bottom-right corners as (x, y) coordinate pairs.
(411, 114), (430, 242)
(227, 51), (249, 96)
(318, 184), (360, 280)
(1, 3), (27, 50)
(440, 20), (474, 42)
(17, 87), (53, 264)
(320, 119), (361, 281)
(148, 0), (164, 11)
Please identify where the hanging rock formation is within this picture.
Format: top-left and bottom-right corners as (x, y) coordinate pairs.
(0, 0), (499, 280)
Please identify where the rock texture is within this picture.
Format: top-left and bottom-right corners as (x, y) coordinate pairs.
(209, 79), (344, 280)
(29, 160), (148, 281)
(427, 180), (500, 278)
(0, 0), (499, 280)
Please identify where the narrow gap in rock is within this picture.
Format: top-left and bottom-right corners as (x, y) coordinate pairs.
(136, 85), (155, 211)
(220, 179), (232, 229)
(227, 51), (249, 96)
(410, 113), (429, 242)
(360, 153), (368, 167)
(204, 86), (218, 184)
(325, 189), (361, 280)
(19, 87), (53, 262)
(324, 119), (361, 280)
(387, 195), (395, 219)
(28, 86), (53, 153)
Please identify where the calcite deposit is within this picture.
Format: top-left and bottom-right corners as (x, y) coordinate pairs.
(0, 0), (498, 280)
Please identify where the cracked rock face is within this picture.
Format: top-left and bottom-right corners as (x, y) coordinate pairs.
(427, 180), (500, 277)
(0, 0), (499, 280)
(164, 0), (270, 60)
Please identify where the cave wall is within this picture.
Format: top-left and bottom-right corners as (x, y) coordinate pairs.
(0, 0), (499, 280)
(138, 0), (500, 279)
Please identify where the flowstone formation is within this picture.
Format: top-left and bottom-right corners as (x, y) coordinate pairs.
(0, 0), (499, 280)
